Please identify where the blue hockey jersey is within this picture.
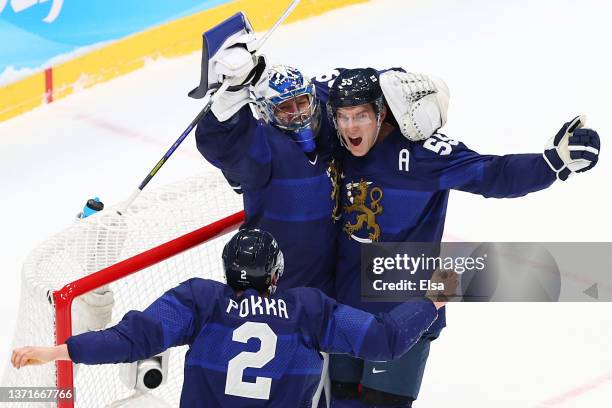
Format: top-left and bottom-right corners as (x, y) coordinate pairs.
(312, 69), (557, 329)
(195, 107), (341, 296)
(66, 278), (438, 407)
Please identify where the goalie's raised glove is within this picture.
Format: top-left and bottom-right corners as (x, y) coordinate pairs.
(209, 34), (263, 88)
(188, 13), (267, 121)
(209, 37), (266, 122)
(543, 115), (600, 181)
(380, 71), (449, 141)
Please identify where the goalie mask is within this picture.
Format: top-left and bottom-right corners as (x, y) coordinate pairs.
(223, 228), (284, 294)
(327, 68), (386, 154)
(256, 65), (321, 153)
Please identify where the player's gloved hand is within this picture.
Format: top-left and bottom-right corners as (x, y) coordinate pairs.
(209, 32), (262, 87)
(380, 71), (449, 141)
(210, 86), (252, 122)
(210, 55), (267, 121)
(543, 115), (600, 181)
(209, 33), (267, 122)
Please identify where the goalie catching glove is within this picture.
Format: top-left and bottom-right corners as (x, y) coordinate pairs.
(188, 12), (267, 121)
(208, 30), (266, 122)
(543, 115), (600, 181)
(380, 70), (450, 141)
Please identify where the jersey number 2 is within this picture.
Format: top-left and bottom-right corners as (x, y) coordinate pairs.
(225, 322), (277, 400)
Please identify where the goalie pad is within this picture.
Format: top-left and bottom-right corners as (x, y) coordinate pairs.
(380, 71), (449, 141)
(72, 285), (114, 335)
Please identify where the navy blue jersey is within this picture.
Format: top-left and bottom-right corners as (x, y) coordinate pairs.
(66, 278), (438, 407)
(312, 68), (556, 326)
(195, 108), (341, 296)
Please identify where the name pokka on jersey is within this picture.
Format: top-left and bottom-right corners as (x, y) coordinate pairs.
(226, 295), (289, 319)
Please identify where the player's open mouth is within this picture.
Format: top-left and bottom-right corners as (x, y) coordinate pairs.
(348, 136), (362, 146)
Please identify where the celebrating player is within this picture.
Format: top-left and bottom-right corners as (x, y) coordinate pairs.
(319, 68), (600, 407)
(11, 228), (450, 408)
(191, 15), (341, 296)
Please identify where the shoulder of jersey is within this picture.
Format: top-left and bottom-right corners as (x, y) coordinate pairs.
(281, 286), (327, 308)
(311, 67), (345, 104)
(188, 277), (229, 295)
(411, 132), (465, 159)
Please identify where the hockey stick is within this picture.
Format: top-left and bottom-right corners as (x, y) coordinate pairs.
(116, 0), (301, 215)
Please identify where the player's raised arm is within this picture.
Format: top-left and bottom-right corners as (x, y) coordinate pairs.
(191, 14), (272, 190)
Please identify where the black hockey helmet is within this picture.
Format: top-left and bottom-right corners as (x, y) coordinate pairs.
(327, 68), (384, 113)
(223, 228), (284, 294)
(327, 68), (386, 148)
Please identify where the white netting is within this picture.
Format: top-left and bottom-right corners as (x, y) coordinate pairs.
(1, 173), (243, 407)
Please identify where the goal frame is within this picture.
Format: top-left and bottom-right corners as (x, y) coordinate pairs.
(52, 211), (244, 408)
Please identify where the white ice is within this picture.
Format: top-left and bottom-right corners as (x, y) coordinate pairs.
(1, 0), (611, 406)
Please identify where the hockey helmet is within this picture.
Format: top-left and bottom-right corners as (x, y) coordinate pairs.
(327, 68), (385, 118)
(256, 65), (321, 153)
(223, 228), (284, 294)
(327, 68), (386, 149)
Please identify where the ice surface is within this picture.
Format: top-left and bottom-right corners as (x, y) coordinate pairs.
(1, 0), (611, 406)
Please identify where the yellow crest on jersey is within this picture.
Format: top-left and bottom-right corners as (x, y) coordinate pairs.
(343, 179), (383, 242)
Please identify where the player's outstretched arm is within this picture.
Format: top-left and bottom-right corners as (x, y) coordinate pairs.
(12, 279), (201, 368)
(11, 344), (71, 369)
(416, 116), (600, 197)
(415, 132), (556, 198)
(310, 291), (443, 362)
(66, 279), (201, 365)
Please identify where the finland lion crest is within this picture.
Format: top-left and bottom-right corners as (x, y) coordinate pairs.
(343, 179), (383, 243)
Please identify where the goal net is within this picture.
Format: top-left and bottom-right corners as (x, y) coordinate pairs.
(1, 173), (244, 407)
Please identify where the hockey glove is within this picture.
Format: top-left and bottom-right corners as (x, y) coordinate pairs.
(380, 71), (449, 141)
(543, 115), (600, 181)
(208, 29), (267, 122)
(209, 31), (262, 87)
(210, 54), (267, 122)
